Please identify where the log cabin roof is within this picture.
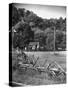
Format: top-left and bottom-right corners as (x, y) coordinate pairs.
(29, 42), (39, 46)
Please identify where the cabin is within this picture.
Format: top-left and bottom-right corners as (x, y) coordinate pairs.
(28, 42), (39, 51)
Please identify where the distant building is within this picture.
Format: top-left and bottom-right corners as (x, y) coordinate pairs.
(28, 42), (39, 51)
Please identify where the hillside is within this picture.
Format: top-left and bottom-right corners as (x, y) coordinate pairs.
(10, 5), (66, 51)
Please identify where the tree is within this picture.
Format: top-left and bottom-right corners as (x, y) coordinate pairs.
(55, 31), (65, 50)
(13, 23), (34, 49)
(12, 5), (19, 27)
(46, 33), (54, 50)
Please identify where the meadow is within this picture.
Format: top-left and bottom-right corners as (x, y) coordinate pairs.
(12, 50), (66, 86)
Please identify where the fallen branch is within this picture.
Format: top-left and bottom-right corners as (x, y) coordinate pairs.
(54, 61), (66, 73)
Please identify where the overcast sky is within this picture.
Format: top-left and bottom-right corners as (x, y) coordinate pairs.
(14, 3), (66, 19)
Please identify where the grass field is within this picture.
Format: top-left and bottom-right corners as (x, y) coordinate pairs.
(24, 51), (66, 71)
(12, 50), (66, 86)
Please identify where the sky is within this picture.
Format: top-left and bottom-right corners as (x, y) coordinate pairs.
(14, 3), (66, 19)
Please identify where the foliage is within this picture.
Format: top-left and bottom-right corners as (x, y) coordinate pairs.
(11, 5), (66, 51)
(13, 23), (34, 49)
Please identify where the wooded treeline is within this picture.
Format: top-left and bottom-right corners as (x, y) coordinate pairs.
(10, 5), (66, 51)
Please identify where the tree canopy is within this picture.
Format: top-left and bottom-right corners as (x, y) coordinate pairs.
(11, 5), (66, 51)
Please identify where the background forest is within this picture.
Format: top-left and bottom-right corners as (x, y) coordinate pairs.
(10, 5), (66, 51)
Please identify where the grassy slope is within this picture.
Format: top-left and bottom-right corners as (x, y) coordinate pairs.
(12, 50), (66, 86)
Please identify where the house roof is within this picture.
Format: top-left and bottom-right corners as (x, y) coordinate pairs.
(29, 42), (39, 46)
